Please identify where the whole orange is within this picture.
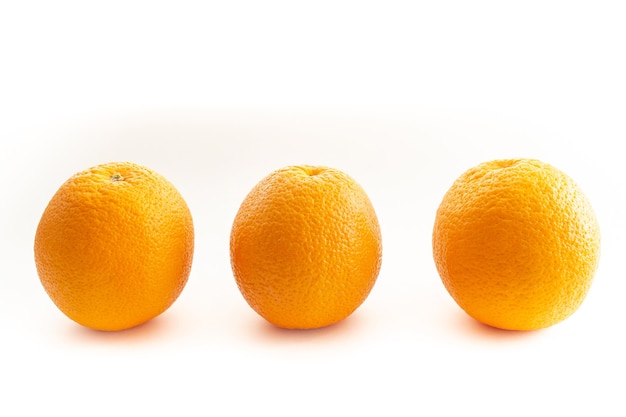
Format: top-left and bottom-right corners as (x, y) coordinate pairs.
(432, 159), (601, 331)
(34, 162), (194, 331)
(230, 165), (382, 329)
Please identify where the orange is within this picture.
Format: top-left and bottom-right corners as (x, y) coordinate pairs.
(34, 162), (194, 331)
(432, 158), (601, 331)
(230, 165), (382, 329)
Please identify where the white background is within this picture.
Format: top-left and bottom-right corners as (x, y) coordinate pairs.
(1, 1), (625, 415)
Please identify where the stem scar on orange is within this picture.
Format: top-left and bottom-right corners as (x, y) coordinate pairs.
(230, 165), (383, 330)
(34, 162), (194, 331)
(432, 159), (601, 331)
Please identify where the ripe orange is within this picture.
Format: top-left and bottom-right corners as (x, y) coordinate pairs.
(34, 162), (194, 331)
(432, 159), (601, 331)
(230, 165), (382, 329)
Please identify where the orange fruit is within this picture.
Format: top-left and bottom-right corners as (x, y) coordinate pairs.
(230, 165), (382, 329)
(34, 162), (194, 331)
(432, 158), (601, 331)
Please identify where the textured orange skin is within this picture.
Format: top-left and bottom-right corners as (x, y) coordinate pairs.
(432, 159), (601, 331)
(230, 165), (382, 329)
(34, 162), (194, 331)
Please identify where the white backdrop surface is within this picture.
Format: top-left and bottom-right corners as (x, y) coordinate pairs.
(1, 1), (625, 416)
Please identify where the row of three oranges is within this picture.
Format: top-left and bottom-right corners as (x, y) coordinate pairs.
(34, 160), (600, 333)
